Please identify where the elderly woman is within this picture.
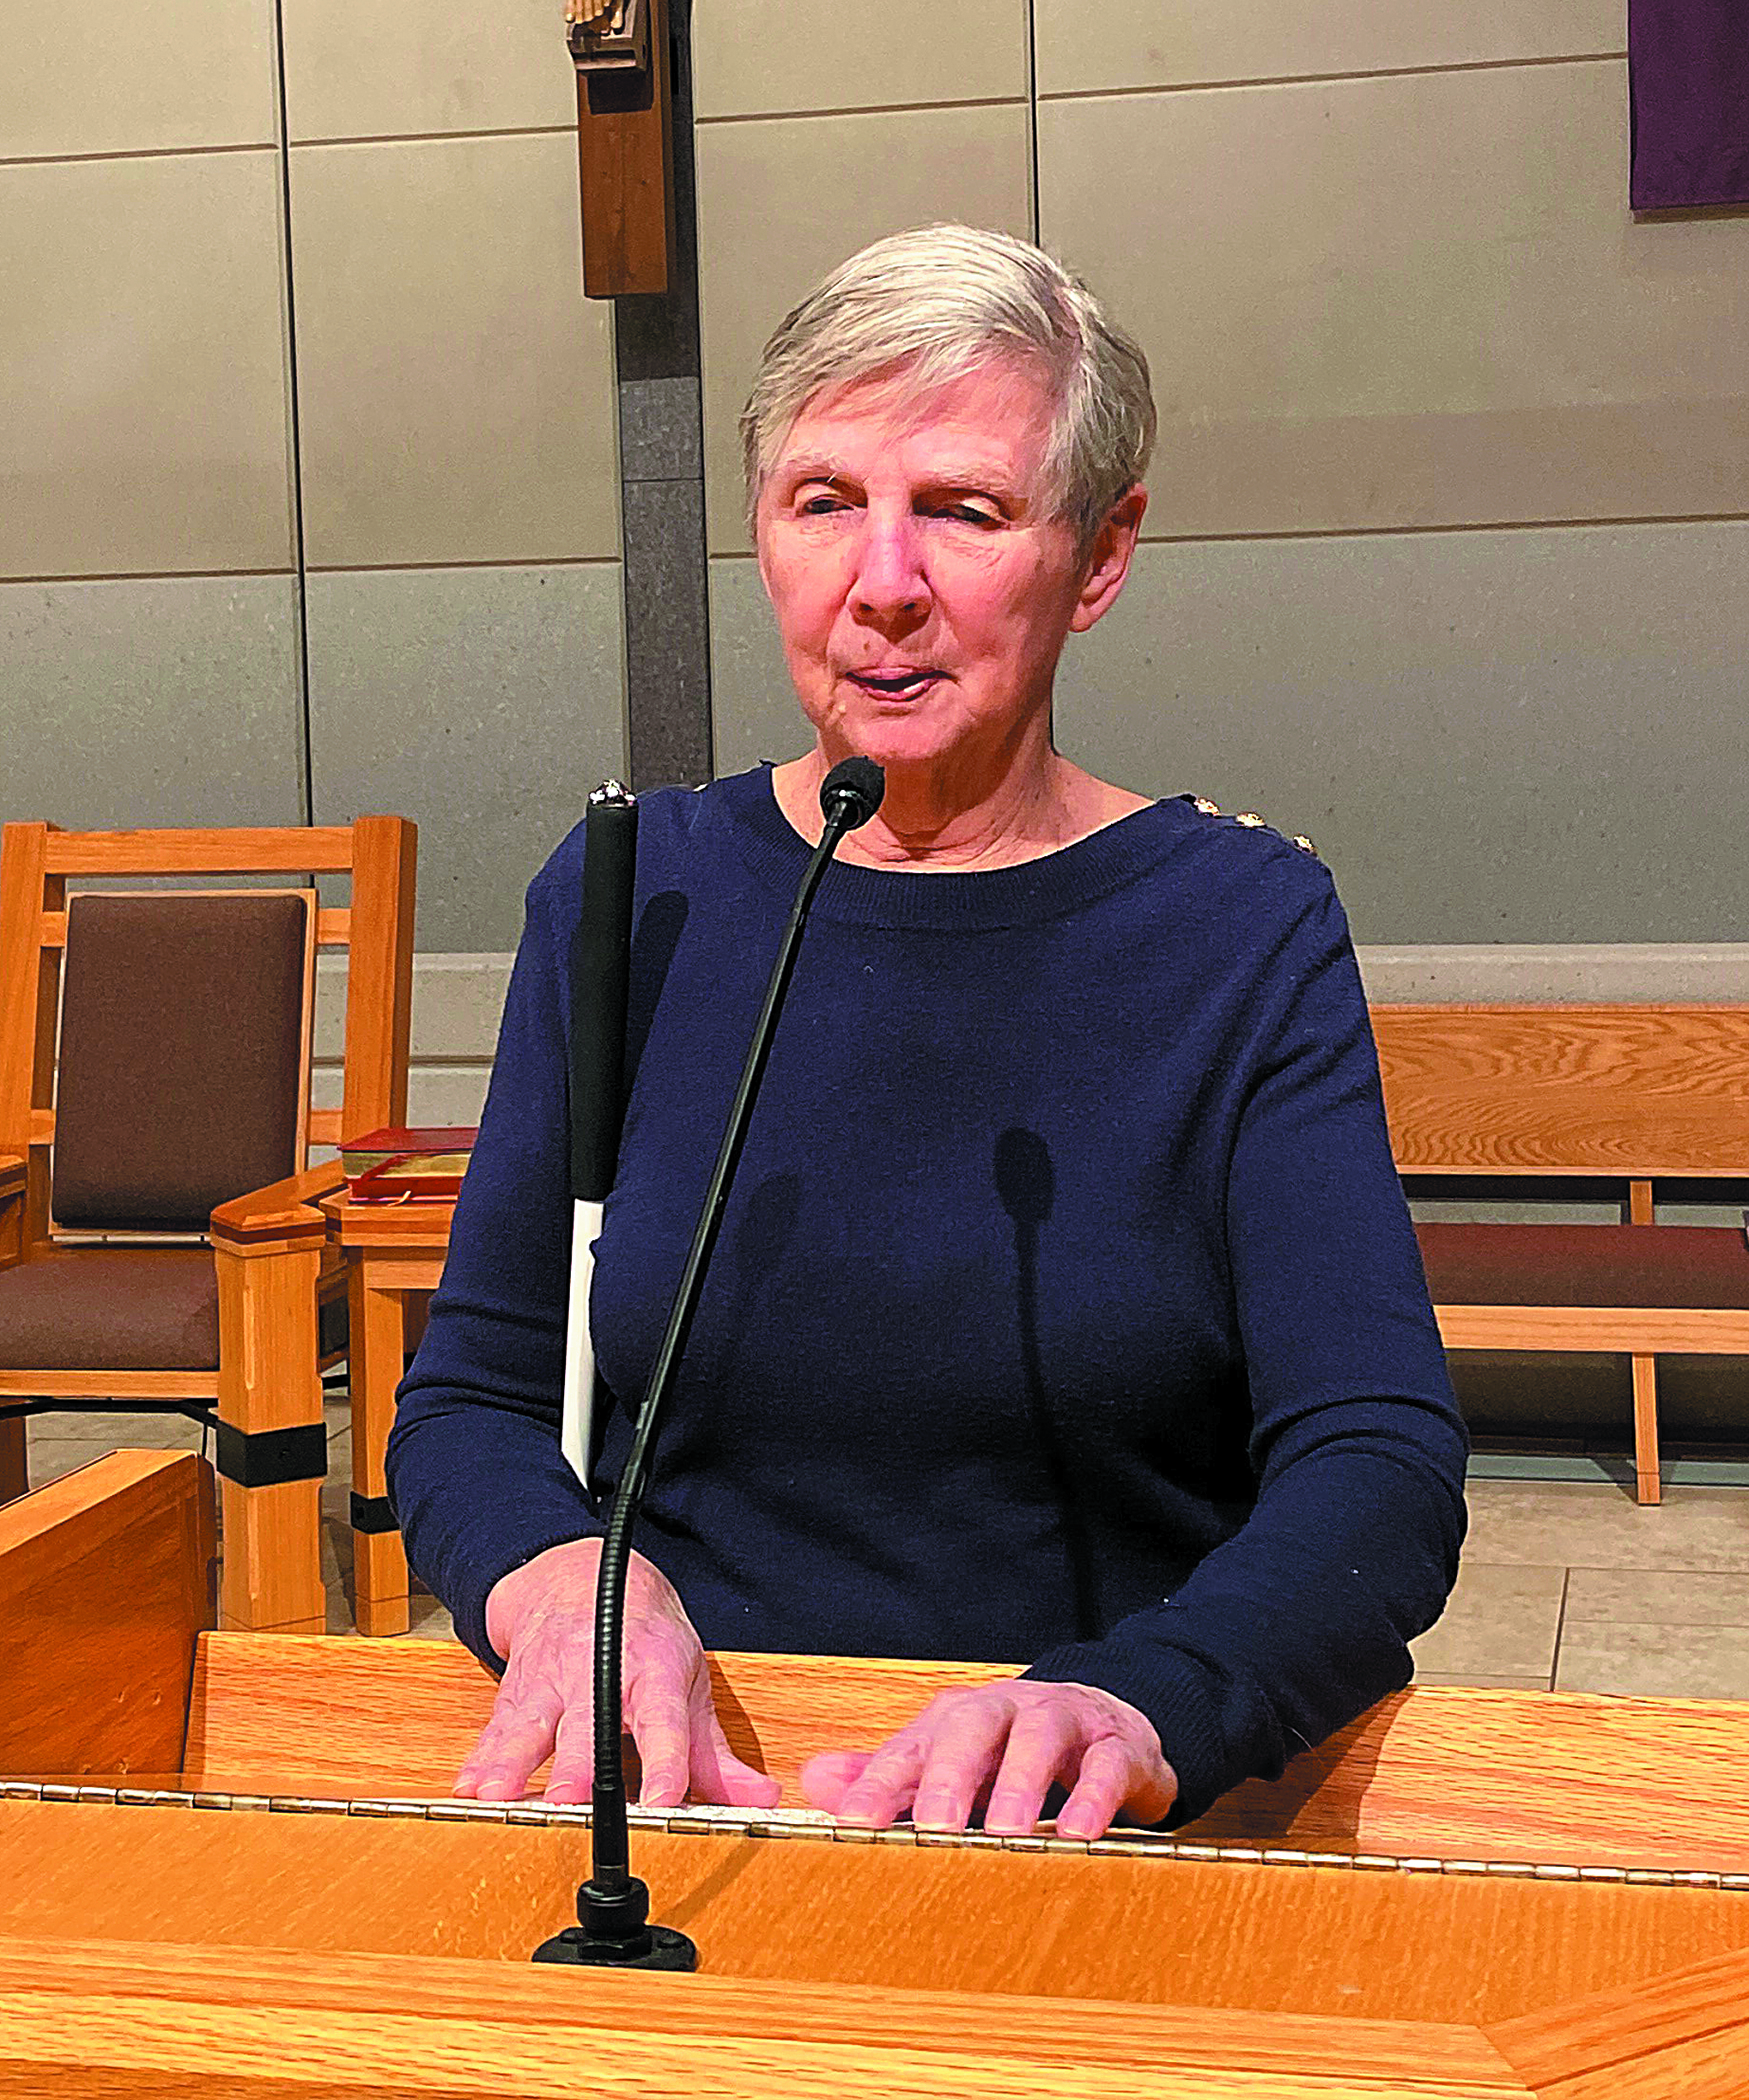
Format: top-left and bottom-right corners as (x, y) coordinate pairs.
(386, 224), (1466, 1841)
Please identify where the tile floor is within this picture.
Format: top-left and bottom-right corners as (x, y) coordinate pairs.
(24, 1407), (1749, 1696)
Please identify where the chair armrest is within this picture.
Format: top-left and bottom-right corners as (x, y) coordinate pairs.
(0, 1154), (24, 1270)
(209, 1162), (345, 1249)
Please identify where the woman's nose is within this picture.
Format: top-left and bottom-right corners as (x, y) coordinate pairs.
(850, 515), (929, 622)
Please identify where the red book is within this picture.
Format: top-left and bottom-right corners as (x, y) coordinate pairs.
(339, 1126), (477, 1201)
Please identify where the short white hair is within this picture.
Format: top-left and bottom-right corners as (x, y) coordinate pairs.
(740, 223), (1156, 552)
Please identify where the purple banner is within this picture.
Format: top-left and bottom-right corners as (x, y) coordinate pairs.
(1630, 0), (1749, 209)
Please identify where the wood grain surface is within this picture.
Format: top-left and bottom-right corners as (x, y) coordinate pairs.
(0, 826), (52, 1172)
(210, 1165), (341, 1249)
(4, 1799), (1749, 2028)
(1488, 1943), (1749, 2091)
(213, 1243), (326, 1634)
(16, 1474), (1749, 2091)
(17, 1818), (1749, 2094)
(0, 1452), (212, 1780)
(1373, 1005), (1749, 1177)
(339, 814), (415, 1142)
(324, 1195), (457, 1251)
(0, 1935), (1536, 2098)
(0, 1420), (21, 1510)
(576, 0), (674, 297)
(1186, 1685), (1749, 1870)
(0, 822), (62, 1252)
(0, 1991), (1522, 2099)
(0, 1370), (220, 1400)
(40, 829), (358, 876)
(183, 1636), (1015, 1799)
(180, 1637), (1749, 1875)
(1433, 1306), (1749, 1353)
(348, 1269), (410, 1636)
(0, 1153), (21, 1499)
(37, 906), (353, 950)
(0, 1936), (1523, 2087)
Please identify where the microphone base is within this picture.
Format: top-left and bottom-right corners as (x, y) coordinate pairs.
(532, 1924), (699, 1971)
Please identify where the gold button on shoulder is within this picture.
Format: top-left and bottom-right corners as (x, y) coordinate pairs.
(1188, 795), (1319, 857)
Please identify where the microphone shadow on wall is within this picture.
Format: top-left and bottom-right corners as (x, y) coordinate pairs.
(994, 1127), (1099, 1642)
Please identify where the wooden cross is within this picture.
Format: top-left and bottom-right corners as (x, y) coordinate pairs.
(567, 0), (675, 297)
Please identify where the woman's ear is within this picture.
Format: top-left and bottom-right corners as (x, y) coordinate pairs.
(1069, 484), (1148, 634)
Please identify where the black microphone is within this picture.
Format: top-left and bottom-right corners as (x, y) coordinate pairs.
(534, 756), (884, 1973)
(819, 754), (885, 833)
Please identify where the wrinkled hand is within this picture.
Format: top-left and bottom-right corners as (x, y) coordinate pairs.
(457, 1537), (781, 1810)
(801, 1680), (1177, 1842)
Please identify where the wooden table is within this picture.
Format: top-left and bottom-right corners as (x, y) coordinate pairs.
(12, 1451), (1749, 2096)
(323, 1191), (455, 1636)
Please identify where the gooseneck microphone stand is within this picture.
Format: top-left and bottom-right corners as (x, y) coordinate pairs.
(535, 754), (886, 1971)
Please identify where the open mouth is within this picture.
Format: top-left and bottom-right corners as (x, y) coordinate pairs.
(846, 669), (943, 701)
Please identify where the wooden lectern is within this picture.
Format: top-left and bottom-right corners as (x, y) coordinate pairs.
(8, 1450), (1749, 2096)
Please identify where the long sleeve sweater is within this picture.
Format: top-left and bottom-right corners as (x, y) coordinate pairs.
(386, 764), (1467, 1826)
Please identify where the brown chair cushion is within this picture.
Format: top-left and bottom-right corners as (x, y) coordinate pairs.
(53, 892), (309, 1231)
(1416, 1222), (1749, 1310)
(0, 1247), (220, 1370)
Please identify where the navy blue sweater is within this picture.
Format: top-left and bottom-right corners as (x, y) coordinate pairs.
(387, 765), (1467, 1826)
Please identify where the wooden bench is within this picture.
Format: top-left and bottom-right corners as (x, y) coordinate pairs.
(1373, 1005), (1749, 1507)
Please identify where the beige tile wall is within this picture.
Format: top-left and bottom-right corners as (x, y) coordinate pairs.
(290, 133), (618, 569)
(279, 6), (624, 937)
(0, 151), (295, 580)
(307, 564), (625, 950)
(278, 5), (623, 936)
(0, 0), (280, 161)
(1041, 61), (1749, 538)
(1, 0), (302, 843)
(694, 0), (1029, 119)
(1053, 521), (1749, 942)
(1034, 0), (1623, 98)
(282, 0), (573, 143)
(1, 0), (624, 948)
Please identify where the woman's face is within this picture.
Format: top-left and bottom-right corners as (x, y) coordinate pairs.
(754, 358), (1139, 779)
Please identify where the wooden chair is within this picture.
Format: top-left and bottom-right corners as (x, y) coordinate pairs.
(1374, 1004), (1749, 1508)
(0, 819), (415, 1631)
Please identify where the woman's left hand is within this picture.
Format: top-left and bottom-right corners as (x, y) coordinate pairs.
(799, 1680), (1177, 1842)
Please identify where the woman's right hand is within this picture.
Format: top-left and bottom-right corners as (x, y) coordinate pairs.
(455, 1536), (782, 1810)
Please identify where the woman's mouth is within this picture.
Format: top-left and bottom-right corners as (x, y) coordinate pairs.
(846, 668), (943, 701)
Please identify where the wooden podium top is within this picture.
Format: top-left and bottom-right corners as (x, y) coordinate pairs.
(7, 1450), (1749, 2097)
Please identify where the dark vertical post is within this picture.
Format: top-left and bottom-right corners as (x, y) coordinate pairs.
(613, 0), (712, 790)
